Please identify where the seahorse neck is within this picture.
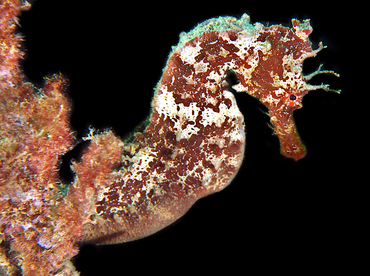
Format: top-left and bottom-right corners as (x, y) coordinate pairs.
(148, 29), (247, 147)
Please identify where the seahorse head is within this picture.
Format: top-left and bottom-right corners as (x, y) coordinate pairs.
(230, 18), (339, 160)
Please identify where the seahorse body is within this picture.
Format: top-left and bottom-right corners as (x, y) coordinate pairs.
(78, 14), (337, 244)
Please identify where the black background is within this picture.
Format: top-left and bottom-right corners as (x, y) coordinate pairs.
(18, 1), (360, 275)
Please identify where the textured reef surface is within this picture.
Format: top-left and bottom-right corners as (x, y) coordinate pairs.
(0, 1), (339, 275)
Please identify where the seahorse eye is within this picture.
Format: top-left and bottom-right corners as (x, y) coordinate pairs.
(289, 94), (297, 101)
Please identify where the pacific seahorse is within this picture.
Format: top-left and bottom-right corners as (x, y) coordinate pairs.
(76, 14), (339, 244)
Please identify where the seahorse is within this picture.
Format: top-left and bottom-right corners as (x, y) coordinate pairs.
(75, 14), (339, 245)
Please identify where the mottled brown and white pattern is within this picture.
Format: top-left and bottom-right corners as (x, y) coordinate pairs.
(79, 15), (338, 244)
